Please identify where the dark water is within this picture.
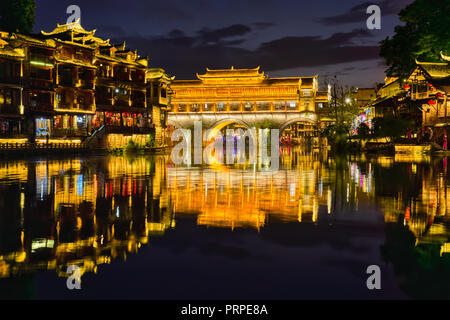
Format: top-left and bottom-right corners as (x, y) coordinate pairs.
(0, 148), (449, 299)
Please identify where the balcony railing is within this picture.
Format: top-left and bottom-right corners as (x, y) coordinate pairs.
(104, 124), (155, 135)
(30, 102), (53, 113)
(26, 78), (53, 90)
(53, 128), (88, 137)
(0, 76), (22, 85)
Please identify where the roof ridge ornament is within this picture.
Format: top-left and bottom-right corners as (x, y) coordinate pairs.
(441, 51), (450, 62)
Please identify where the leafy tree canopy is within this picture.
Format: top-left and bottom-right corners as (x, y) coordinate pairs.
(380, 0), (450, 79)
(0, 0), (36, 34)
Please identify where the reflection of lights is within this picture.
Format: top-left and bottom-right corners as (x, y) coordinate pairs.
(327, 189), (332, 214)
(346, 183), (349, 202)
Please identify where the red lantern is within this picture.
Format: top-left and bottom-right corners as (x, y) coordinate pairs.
(436, 92), (443, 98)
(428, 100), (436, 105)
(403, 85), (410, 90)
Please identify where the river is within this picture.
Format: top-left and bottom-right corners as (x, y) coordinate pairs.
(0, 147), (448, 299)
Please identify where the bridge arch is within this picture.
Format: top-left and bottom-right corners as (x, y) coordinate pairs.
(206, 118), (252, 141)
(279, 116), (318, 133)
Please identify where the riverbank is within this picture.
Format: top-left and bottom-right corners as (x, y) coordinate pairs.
(0, 141), (169, 157)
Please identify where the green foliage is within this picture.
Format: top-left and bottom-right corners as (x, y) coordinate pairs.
(125, 138), (139, 153)
(357, 122), (370, 140)
(0, 0), (36, 33)
(371, 116), (413, 141)
(380, 0), (450, 78)
(321, 77), (362, 126)
(146, 134), (155, 148)
(321, 123), (351, 151)
(381, 221), (450, 299)
(255, 120), (278, 129)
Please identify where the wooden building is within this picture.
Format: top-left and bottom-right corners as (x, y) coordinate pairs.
(0, 20), (172, 147)
(0, 32), (25, 138)
(170, 66), (328, 138)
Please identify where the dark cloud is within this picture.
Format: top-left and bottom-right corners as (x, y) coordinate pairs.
(252, 22), (277, 30)
(119, 26), (380, 79)
(95, 25), (128, 38)
(196, 24), (252, 44)
(316, 0), (404, 26)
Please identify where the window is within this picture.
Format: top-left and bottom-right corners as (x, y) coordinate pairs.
(302, 90), (312, 97)
(161, 88), (167, 98)
(273, 102), (284, 111)
(287, 101), (298, 110)
(203, 103), (213, 112)
(244, 102), (254, 111)
(229, 102), (240, 111)
(256, 102), (270, 111)
(0, 89), (13, 106)
(216, 103), (226, 112)
(190, 103), (200, 112)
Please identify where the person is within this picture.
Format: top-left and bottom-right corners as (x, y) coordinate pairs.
(408, 129), (412, 139)
(46, 133), (49, 145)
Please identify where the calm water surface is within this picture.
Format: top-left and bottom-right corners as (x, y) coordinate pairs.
(0, 147), (449, 299)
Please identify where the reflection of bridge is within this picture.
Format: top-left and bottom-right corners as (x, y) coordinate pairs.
(168, 67), (329, 135)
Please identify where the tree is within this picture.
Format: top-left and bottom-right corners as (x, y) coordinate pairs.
(357, 122), (370, 140)
(0, 0), (36, 34)
(380, 0), (450, 79)
(320, 76), (361, 125)
(371, 116), (412, 142)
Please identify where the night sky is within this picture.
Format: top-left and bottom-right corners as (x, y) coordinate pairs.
(34, 0), (415, 88)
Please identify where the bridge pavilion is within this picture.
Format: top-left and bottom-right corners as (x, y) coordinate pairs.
(168, 67), (329, 140)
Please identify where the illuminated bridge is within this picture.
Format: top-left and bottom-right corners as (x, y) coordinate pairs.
(168, 67), (329, 138)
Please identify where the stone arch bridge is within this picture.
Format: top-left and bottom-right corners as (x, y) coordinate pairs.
(167, 111), (318, 134)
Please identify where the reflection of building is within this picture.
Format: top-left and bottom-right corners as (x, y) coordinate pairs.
(168, 149), (327, 229)
(380, 159), (450, 254)
(0, 156), (174, 279)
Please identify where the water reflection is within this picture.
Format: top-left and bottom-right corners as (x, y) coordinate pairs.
(0, 148), (448, 298)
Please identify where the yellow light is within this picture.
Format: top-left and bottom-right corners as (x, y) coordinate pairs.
(30, 61), (53, 67)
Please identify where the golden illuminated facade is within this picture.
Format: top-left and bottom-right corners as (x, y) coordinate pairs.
(408, 53), (450, 129)
(171, 66), (319, 113)
(170, 67), (329, 138)
(0, 21), (172, 147)
(0, 32), (25, 137)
